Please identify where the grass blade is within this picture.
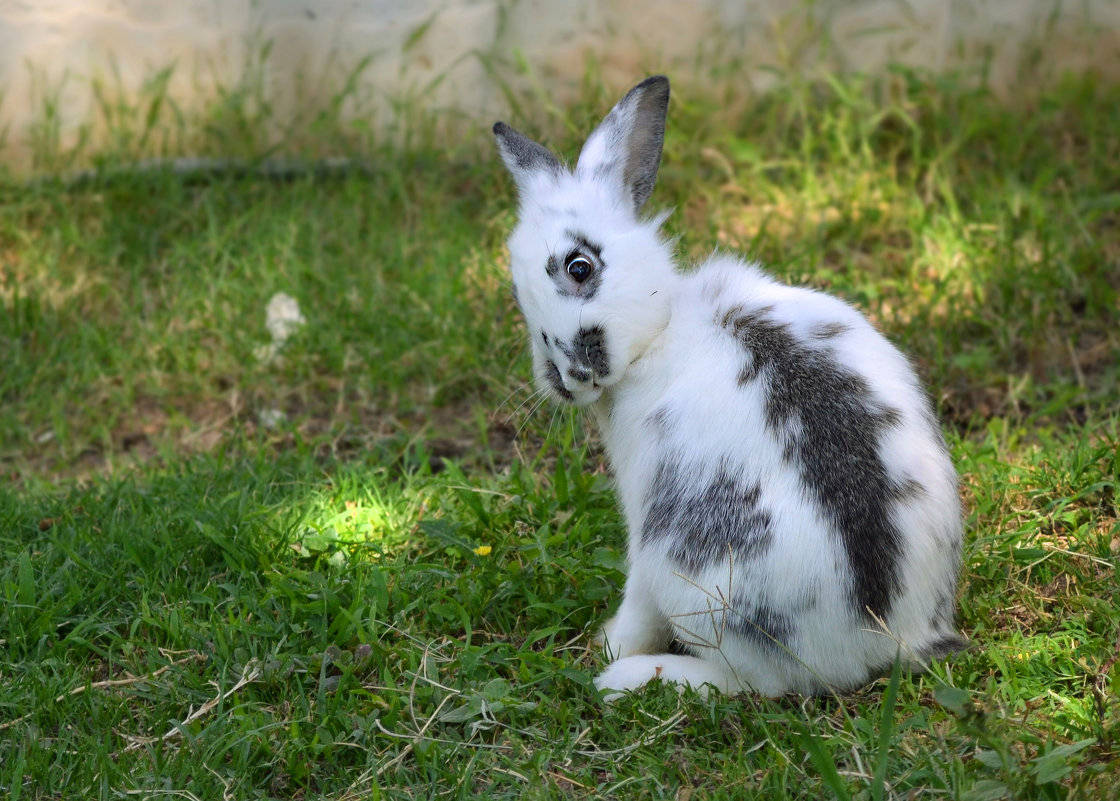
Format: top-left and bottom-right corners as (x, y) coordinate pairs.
(872, 655), (903, 801)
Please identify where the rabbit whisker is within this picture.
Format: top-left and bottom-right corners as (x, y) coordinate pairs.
(497, 381), (536, 415)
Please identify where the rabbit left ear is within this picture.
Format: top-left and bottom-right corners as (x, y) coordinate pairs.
(576, 76), (670, 215)
(493, 121), (561, 198)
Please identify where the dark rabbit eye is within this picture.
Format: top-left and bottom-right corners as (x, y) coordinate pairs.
(566, 255), (593, 283)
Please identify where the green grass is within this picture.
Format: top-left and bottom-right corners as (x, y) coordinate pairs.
(2, 66), (1119, 800)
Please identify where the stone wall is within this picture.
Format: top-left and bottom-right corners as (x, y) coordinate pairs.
(1, 1), (1117, 171)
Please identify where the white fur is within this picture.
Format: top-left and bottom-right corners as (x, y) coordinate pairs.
(494, 77), (965, 701)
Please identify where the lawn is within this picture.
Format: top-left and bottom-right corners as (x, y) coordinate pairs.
(1, 67), (1118, 800)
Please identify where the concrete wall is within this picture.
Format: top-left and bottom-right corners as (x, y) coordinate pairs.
(1, 1), (1118, 172)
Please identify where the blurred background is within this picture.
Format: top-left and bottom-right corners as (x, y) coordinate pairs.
(2, 0), (1119, 174)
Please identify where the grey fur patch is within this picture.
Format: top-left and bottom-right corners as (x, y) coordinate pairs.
(725, 601), (795, 657)
(895, 477), (926, 502)
(918, 632), (969, 661)
(723, 307), (906, 622)
(644, 406), (675, 438)
(642, 457), (773, 573)
(568, 232), (603, 261)
(543, 359), (573, 401)
(594, 159), (620, 184)
(929, 588), (957, 631)
(811, 321), (851, 340)
(493, 121), (560, 179)
(573, 326), (610, 377)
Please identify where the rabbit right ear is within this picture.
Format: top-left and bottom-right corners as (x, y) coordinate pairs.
(576, 76), (670, 215)
(493, 121), (561, 198)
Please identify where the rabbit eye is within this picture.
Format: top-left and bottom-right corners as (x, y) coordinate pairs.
(566, 255), (593, 283)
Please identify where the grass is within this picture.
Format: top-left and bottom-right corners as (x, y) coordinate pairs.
(1, 63), (1119, 800)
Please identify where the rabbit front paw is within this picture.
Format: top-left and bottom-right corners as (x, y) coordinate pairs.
(597, 596), (670, 660)
(595, 654), (738, 702)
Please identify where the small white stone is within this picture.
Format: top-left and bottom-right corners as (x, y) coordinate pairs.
(258, 408), (287, 428)
(265, 292), (306, 345)
(256, 292), (306, 363)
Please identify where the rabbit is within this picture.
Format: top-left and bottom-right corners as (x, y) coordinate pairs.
(492, 76), (966, 700)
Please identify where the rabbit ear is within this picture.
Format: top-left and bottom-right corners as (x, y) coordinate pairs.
(493, 121), (561, 197)
(576, 75), (670, 214)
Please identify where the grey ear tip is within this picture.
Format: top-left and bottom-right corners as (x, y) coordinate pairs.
(492, 121), (507, 136)
(627, 75), (670, 113)
(638, 75), (670, 94)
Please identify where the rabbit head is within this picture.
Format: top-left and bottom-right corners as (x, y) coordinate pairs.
(494, 76), (675, 406)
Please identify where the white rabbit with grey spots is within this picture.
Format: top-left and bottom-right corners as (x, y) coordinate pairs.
(493, 76), (966, 699)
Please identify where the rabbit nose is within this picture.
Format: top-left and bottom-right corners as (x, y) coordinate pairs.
(567, 364), (594, 384)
